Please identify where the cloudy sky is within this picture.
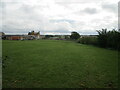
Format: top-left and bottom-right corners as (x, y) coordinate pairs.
(0, 0), (119, 35)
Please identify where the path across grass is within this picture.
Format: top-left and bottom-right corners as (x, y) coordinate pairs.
(2, 40), (118, 88)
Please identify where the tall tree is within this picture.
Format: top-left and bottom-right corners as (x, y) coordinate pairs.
(97, 29), (108, 47)
(70, 31), (80, 40)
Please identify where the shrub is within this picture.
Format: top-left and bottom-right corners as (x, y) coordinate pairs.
(78, 29), (120, 50)
(97, 29), (120, 50)
(97, 29), (108, 48)
(78, 36), (98, 46)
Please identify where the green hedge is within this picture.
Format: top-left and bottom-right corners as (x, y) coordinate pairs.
(77, 29), (120, 50)
(77, 36), (98, 46)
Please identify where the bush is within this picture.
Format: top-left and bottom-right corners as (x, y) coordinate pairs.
(78, 36), (98, 46)
(97, 29), (120, 50)
(77, 29), (120, 50)
(97, 29), (108, 48)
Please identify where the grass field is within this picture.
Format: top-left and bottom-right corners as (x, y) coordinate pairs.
(2, 40), (118, 88)
(0, 40), (2, 89)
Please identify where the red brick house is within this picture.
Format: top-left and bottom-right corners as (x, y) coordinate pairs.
(4, 35), (35, 40)
(28, 31), (40, 39)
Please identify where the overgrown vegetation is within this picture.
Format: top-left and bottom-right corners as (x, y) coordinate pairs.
(77, 29), (120, 50)
(97, 29), (120, 50)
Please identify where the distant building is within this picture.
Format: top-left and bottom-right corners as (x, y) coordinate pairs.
(39, 35), (45, 39)
(4, 35), (35, 40)
(4, 35), (23, 40)
(0, 32), (5, 39)
(28, 31), (40, 40)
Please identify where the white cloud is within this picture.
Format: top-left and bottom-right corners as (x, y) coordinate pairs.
(1, 0), (119, 35)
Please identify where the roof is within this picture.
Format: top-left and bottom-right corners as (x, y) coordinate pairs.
(4, 35), (35, 37)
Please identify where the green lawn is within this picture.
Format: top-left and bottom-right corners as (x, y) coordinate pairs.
(0, 40), (2, 89)
(2, 40), (118, 88)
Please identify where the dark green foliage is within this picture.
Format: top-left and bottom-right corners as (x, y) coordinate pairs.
(70, 32), (80, 40)
(28, 32), (31, 35)
(107, 30), (119, 49)
(97, 29), (108, 48)
(97, 29), (120, 50)
(45, 35), (54, 39)
(65, 35), (70, 40)
(78, 36), (98, 46)
(78, 29), (120, 50)
(2, 36), (6, 40)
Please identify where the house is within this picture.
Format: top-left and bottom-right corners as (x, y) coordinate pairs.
(4, 35), (23, 40)
(28, 31), (40, 40)
(4, 35), (35, 40)
(0, 32), (5, 39)
(2, 31), (41, 40)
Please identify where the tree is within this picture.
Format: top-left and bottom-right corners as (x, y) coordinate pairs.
(97, 29), (120, 50)
(70, 31), (80, 40)
(96, 29), (108, 47)
(28, 32), (31, 35)
(45, 35), (54, 38)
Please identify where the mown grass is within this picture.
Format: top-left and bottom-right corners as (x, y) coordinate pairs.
(0, 40), (2, 89)
(2, 40), (118, 88)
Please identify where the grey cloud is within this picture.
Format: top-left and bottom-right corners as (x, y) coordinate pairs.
(3, 26), (28, 34)
(102, 3), (117, 13)
(18, 4), (46, 21)
(19, 4), (36, 13)
(53, 29), (70, 33)
(50, 19), (75, 24)
(80, 31), (98, 35)
(0, 2), (6, 8)
(118, 1), (120, 22)
(55, 0), (102, 4)
(44, 29), (71, 35)
(82, 8), (98, 14)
